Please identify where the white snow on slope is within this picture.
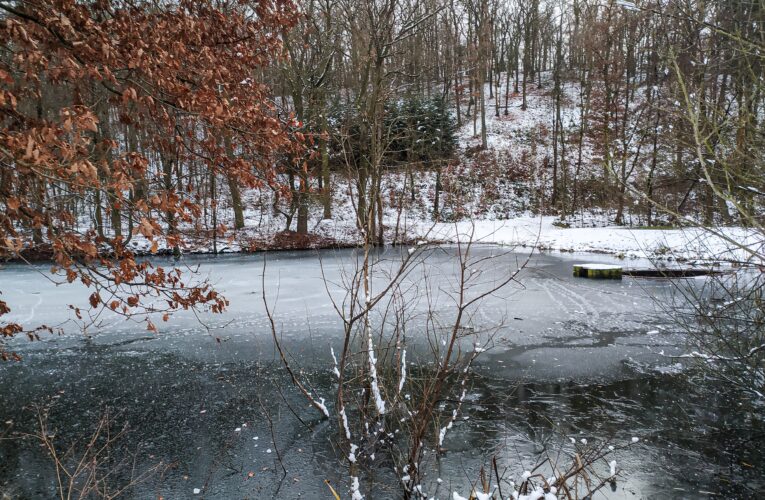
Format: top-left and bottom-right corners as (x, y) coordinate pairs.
(409, 216), (763, 263)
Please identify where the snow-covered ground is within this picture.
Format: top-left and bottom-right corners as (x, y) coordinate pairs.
(120, 159), (762, 265)
(457, 75), (590, 161)
(412, 216), (764, 263)
(132, 173), (762, 264)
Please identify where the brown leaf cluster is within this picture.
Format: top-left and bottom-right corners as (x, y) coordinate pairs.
(0, 0), (300, 352)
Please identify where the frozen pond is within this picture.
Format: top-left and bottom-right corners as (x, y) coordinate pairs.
(0, 247), (761, 498)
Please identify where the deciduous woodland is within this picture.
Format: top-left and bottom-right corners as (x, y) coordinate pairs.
(0, 0), (764, 499)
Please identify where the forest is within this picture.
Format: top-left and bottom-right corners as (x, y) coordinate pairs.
(2, 0), (763, 257)
(1, 0), (764, 499)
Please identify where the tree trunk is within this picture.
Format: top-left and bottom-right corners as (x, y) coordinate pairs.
(296, 169), (309, 234)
